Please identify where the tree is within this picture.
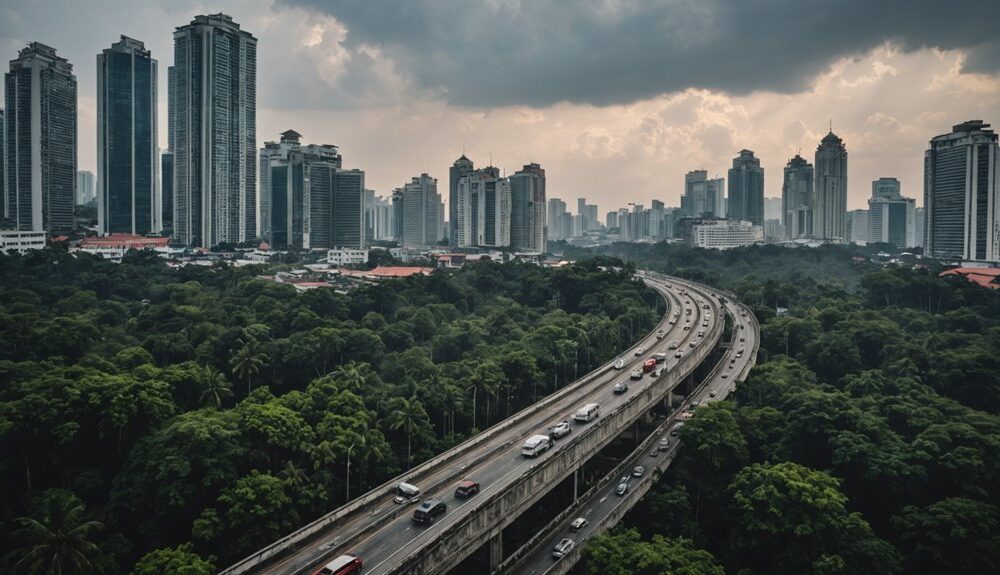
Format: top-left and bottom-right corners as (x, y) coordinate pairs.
(892, 498), (1000, 575)
(385, 396), (430, 466)
(466, 361), (502, 430)
(131, 543), (216, 575)
(197, 365), (233, 409)
(5, 490), (105, 575)
(230, 338), (267, 396)
(581, 529), (724, 575)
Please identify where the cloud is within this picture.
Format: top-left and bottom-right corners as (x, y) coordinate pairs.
(276, 0), (1000, 108)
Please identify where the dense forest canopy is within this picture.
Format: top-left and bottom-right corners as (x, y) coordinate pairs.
(0, 249), (658, 573)
(577, 243), (1000, 575)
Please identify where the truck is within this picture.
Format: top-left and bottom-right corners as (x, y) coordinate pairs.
(642, 358), (656, 373)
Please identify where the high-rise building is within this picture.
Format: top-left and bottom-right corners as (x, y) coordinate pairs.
(925, 120), (1000, 262)
(76, 170), (95, 205)
(764, 196), (782, 221)
(682, 170), (725, 218)
(449, 155), (474, 246)
(727, 149), (764, 225)
(172, 14), (257, 247)
(914, 207), (925, 248)
(691, 220), (763, 249)
(510, 162), (546, 252)
(364, 190), (393, 242)
(391, 188), (404, 242)
(867, 178), (915, 248)
(97, 36), (159, 235)
(259, 130), (353, 249)
(454, 167), (510, 248)
(0, 109), (4, 224)
(846, 209), (869, 244)
(161, 65), (175, 236)
(814, 131), (848, 241)
(5, 43), (77, 233)
(401, 173), (441, 248)
(547, 197), (567, 241)
(333, 169), (365, 248)
(605, 210), (619, 230)
(782, 154), (814, 239)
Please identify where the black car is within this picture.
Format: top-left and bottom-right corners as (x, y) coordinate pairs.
(412, 498), (447, 525)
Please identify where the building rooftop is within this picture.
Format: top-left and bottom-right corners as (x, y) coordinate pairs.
(80, 234), (170, 248)
(939, 267), (1000, 289)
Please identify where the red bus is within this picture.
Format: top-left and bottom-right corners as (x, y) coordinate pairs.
(313, 554), (363, 575)
(642, 359), (656, 373)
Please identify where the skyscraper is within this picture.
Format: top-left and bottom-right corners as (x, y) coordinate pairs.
(449, 155), (474, 246)
(814, 131), (848, 241)
(727, 149), (764, 225)
(97, 36), (159, 235)
(454, 167), (510, 248)
(782, 155), (814, 239)
(510, 162), (546, 252)
(259, 130), (357, 250)
(401, 173), (441, 248)
(5, 43), (77, 233)
(364, 191), (393, 242)
(846, 209), (869, 244)
(161, 65), (175, 236)
(925, 120), (1000, 262)
(333, 169), (365, 248)
(0, 109), (4, 223)
(682, 170), (725, 218)
(867, 177), (915, 248)
(76, 170), (95, 205)
(172, 14), (257, 247)
(547, 197), (567, 241)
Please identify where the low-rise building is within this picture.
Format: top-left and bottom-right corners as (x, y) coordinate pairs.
(691, 220), (763, 250)
(327, 247), (369, 266)
(0, 230), (47, 254)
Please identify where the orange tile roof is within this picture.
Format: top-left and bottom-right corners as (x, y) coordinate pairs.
(80, 234), (169, 249)
(338, 266), (433, 279)
(940, 267), (1000, 289)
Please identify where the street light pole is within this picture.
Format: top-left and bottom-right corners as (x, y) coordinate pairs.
(346, 443), (356, 502)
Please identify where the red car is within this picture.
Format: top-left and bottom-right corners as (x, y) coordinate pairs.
(642, 358), (656, 373)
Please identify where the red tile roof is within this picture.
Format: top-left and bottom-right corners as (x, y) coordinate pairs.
(80, 234), (169, 249)
(338, 266), (433, 279)
(940, 267), (1000, 289)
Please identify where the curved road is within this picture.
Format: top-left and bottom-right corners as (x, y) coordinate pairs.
(233, 275), (728, 575)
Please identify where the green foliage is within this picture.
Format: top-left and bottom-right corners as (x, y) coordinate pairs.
(581, 529), (724, 575)
(131, 543), (215, 575)
(0, 251), (657, 569)
(4, 489), (107, 575)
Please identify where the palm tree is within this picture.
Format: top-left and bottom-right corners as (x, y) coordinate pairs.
(467, 364), (501, 430)
(332, 361), (366, 393)
(6, 491), (104, 575)
(197, 365), (233, 409)
(386, 396), (427, 466)
(231, 338), (268, 396)
(440, 383), (465, 437)
(280, 460), (309, 491)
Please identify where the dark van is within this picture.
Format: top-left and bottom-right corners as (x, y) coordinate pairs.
(455, 480), (480, 499)
(412, 498), (447, 525)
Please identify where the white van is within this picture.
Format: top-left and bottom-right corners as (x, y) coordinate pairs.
(573, 403), (600, 423)
(394, 482), (421, 504)
(522, 434), (552, 458)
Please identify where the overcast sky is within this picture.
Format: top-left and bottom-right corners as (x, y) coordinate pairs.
(3, 0), (999, 211)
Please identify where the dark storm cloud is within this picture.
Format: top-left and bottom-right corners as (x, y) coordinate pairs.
(277, 0), (1000, 107)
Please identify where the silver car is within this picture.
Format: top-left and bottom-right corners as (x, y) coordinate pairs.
(552, 538), (575, 559)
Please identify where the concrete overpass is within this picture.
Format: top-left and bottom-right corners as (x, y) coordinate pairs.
(222, 273), (755, 575)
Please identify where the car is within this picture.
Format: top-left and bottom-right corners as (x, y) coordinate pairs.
(740, 324), (745, 329)
(569, 517), (589, 532)
(668, 319), (676, 325)
(650, 449), (659, 458)
(683, 325), (690, 331)
(552, 538), (575, 559)
(634, 347), (644, 356)
(669, 342), (678, 350)
(656, 330), (665, 340)
(740, 337), (746, 342)
(613, 358), (625, 370)
(615, 477), (630, 496)
(659, 437), (670, 451)
(412, 499), (447, 525)
(722, 373), (729, 379)
(689, 341), (696, 348)
(613, 381), (629, 394)
(669, 422), (685, 436)
(551, 420), (571, 439)
(675, 351), (683, 358)
(632, 465), (645, 477)
(654, 352), (668, 363)
(690, 400), (701, 408)
(455, 480), (480, 499)
(709, 389), (717, 397)
(630, 368), (643, 380)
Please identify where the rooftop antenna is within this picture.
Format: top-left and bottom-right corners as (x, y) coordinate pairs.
(829, 119), (833, 133)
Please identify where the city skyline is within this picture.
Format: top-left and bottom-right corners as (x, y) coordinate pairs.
(2, 2), (999, 213)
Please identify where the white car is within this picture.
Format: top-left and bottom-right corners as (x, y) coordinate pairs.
(634, 347), (644, 356)
(614, 358), (625, 370)
(551, 420), (571, 439)
(569, 517), (589, 532)
(552, 538), (575, 559)
(709, 389), (717, 397)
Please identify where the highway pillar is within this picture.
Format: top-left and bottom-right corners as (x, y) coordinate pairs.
(667, 392), (674, 409)
(489, 532), (503, 571)
(573, 468), (579, 500)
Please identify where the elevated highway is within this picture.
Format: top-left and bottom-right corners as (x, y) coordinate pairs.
(224, 273), (755, 575)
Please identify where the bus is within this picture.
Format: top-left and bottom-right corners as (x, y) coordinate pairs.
(312, 554), (363, 575)
(573, 403), (600, 423)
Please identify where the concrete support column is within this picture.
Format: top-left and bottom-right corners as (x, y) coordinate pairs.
(489, 532), (503, 571)
(573, 468), (579, 500)
(667, 392), (674, 409)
